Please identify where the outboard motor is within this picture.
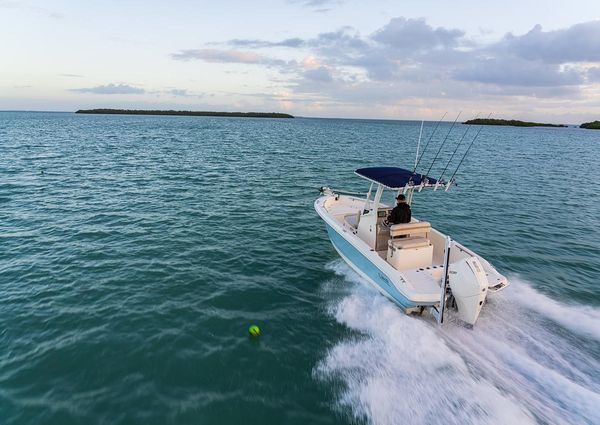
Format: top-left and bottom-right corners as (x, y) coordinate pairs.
(448, 257), (489, 325)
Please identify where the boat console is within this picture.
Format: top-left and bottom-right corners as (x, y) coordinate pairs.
(375, 208), (392, 251)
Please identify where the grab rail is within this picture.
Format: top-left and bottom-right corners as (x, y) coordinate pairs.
(319, 186), (368, 197)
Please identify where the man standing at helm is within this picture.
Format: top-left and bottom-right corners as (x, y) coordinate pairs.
(387, 194), (411, 225)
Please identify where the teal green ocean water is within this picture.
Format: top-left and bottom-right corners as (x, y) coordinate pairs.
(1, 111), (599, 425)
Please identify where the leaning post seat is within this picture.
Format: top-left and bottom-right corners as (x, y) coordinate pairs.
(387, 222), (433, 270)
(389, 221), (431, 239)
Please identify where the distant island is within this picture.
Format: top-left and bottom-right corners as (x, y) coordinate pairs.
(463, 118), (567, 128)
(75, 109), (294, 118)
(580, 120), (600, 129)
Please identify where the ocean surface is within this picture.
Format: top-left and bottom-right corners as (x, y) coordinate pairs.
(1, 111), (599, 425)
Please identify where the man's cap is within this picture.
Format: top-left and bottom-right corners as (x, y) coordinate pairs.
(396, 194), (406, 201)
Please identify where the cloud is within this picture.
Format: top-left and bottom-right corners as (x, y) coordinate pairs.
(222, 27), (367, 56)
(587, 67), (600, 82)
(301, 19), (597, 88)
(310, 27), (370, 56)
(172, 48), (264, 63)
(217, 20), (459, 81)
(60, 73), (84, 78)
(226, 38), (305, 49)
(165, 88), (203, 98)
(168, 89), (190, 96)
(171, 48), (291, 68)
(454, 58), (583, 87)
(70, 83), (145, 94)
(372, 17), (464, 51)
(451, 22), (600, 88)
(498, 21), (600, 64)
(304, 66), (333, 82)
(288, 0), (344, 8)
(171, 17), (600, 114)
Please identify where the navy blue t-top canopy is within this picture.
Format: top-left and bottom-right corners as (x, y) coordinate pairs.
(355, 167), (441, 189)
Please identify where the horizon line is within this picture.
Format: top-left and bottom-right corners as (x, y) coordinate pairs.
(0, 109), (584, 126)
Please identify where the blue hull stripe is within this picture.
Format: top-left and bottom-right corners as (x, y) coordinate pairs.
(325, 223), (416, 309)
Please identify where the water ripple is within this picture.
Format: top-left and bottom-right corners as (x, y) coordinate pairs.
(1, 112), (599, 424)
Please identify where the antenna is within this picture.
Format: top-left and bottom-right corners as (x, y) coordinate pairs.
(447, 113), (492, 189)
(413, 112), (447, 173)
(437, 112), (480, 185)
(414, 120), (424, 170)
(424, 111), (461, 177)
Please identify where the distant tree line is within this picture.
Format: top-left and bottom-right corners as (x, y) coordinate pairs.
(463, 118), (567, 128)
(75, 109), (294, 119)
(580, 120), (600, 129)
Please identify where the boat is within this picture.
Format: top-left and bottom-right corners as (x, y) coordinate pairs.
(314, 166), (509, 325)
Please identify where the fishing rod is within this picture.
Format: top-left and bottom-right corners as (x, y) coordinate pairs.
(436, 112), (481, 188)
(403, 120), (426, 198)
(413, 120), (424, 170)
(446, 113), (492, 190)
(424, 111), (461, 177)
(413, 112), (447, 173)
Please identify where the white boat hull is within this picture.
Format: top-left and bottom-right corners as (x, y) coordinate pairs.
(324, 221), (420, 309)
(315, 193), (509, 323)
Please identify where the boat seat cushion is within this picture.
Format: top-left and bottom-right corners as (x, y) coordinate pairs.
(388, 236), (431, 250)
(344, 213), (359, 228)
(390, 221), (431, 238)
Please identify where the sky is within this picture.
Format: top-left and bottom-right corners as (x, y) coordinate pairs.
(2, 0), (600, 122)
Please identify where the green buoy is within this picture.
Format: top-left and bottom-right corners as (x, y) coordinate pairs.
(248, 325), (260, 337)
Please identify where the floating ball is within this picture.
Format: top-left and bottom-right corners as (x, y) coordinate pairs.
(248, 325), (260, 337)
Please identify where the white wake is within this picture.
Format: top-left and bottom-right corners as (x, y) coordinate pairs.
(316, 261), (600, 425)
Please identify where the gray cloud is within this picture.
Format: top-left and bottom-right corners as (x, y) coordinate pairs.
(226, 38), (305, 49)
(217, 20), (457, 81)
(166, 88), (204, 98)
(224, 27), (367, 55)
(298, 20), (596, 99)
(451, 22), (600, 88)
(499, 21), (600, 64)
(304, 66), (333, 82)
(173, 17), (600, 108)
(587, 67), (600, 82)
(455, 58), (583, 87)
(313, 21), (465, 82)
(71, 83), (145, 94)
(169, 89), (189, 96)
(351, 51), (396, 81)
(311, 27), (370, 56)
(372, 17), (464, 51)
